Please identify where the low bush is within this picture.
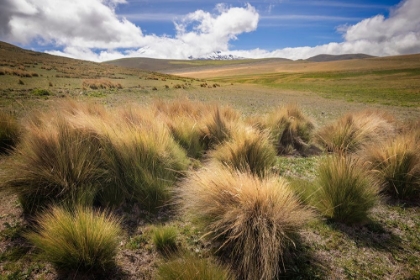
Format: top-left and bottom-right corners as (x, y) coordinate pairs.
(0, 112), (20, 154)
(26, 206), (121, 272)
(179, 167), (312, 280)
(32, 89), (51, 96)
(316, 110), (395, 154)
(82, 79), (122, 90)
(157, 254), (234, 280)
(210, 126), (276, 177)
(365, 134), (420, 200)
(314, 155), (379, 224)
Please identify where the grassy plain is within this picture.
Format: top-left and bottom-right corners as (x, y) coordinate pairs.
(0, 41), (420, 279)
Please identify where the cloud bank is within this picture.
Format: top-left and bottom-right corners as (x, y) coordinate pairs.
(0, 0), (419, 61)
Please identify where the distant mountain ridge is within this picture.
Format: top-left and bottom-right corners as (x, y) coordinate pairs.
(188, 51), (244, 60)
(305, 53), (375, 62)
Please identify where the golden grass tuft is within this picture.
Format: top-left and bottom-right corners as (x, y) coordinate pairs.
(210, 125), (276, 177)
(179, 167), (312, 280)
(26, 206), (121, 272)
(316, 110), (396, 154)
(260, 105), (315, 155)
(365, 134), (420, 200)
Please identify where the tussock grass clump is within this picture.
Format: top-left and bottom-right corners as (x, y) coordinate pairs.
(179, 167), (312, 280)
(2, 115), (108, 214)
(103, 118), (189, 211)
(199, 107), (239, 150)
(0, 111), (20, 154)
(210, 126), (276, 177)
(82, 79), (122, 90)
(314, 156), (379, 224)
(152, 225), (178, 255)
(365, 134), (420, 200)
(157, 254), (234, 280)
(261, 105), (315, 155)
(316, 110), (396, 154)
(26, 206), (121, 272)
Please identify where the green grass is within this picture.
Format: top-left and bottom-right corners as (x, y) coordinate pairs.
(26, 206), (121, 273)
(156, 254), (234, 280)
(212, 68), (420, 107)
(314, 155), (380, 224)
(152, 226), (178, 255)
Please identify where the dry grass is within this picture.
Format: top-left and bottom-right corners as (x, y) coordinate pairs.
(178, 167), (312, 280)
(259, 105), (315, 155)
(316, 110), (396, 154)
(210, 125), (276, 177)
(364, 134), (420, 200)
(0, 111), (20, 154)
(82, 79), (123, 89)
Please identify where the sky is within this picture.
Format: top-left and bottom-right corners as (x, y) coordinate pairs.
(0, 0), (419, 61)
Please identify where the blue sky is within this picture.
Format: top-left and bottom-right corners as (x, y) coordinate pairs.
(1, 0), (419, 61)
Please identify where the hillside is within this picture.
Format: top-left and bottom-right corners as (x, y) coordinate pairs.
(305, 53), (375, 62)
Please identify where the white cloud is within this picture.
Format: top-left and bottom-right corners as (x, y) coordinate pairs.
(236, 0), (420, 59)
(0, 0), (419, 61)
(1, 0), (259, 61)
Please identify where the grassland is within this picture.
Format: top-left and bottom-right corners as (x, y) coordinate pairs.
(0, 41), (420, 280)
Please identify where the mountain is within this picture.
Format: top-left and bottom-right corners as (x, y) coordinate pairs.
(305, 53), (375, 62)
(188, 51), (244, 60)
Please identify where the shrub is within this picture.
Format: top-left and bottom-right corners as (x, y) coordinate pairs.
(316, 110), (395, 154)
(26, 206), (121, 272)
(0, 112), (20, 154)
(179, 167), (312, 280)
(261, 105), (315, 155)
(2, 115), (108, 214)
(157, 254), (234, 280)
(210, 126), (276, 177)
(314, 155), (379, 224)
(82, 79), (122, 90)
(152, 225), (178, 255)
(365, 134), (420, 200)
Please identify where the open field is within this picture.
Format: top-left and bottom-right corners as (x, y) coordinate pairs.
(173, 54), (420, 107)
(1, 42), (420, 280)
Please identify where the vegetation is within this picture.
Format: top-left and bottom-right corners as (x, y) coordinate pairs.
(179, 167), (312, 280)
(316, 110), (395, 154)
(0, 111), (20, 154)
(157, 254), (234, 280)
(152, 226), (178, 255)
(210, 126), (276, 177)
(258, 105), (315, 155)
(314, 155), (380, 224)
(26, 206), (121, 272)
(365, 134), (420, 200)
(1, 41), (420, 279)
